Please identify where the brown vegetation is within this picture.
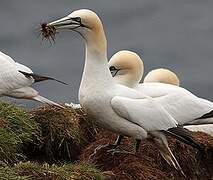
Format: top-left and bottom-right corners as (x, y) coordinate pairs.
(0, 101), (212, 179)
(80, 129), (213, 180)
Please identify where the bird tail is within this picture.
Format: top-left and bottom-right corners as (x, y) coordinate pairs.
(150, 131), (185, 176)
(185, 125), (213, 136)
(33, 95), (64, 108)
(19, 71), (68, 85)
(185, 118), (213, 125)
(165, 127), (205, 153)
(185, 109), (213, 125)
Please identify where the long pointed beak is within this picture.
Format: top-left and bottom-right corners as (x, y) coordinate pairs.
(48, 16), (80, 30)
(48, 16), (70, 26)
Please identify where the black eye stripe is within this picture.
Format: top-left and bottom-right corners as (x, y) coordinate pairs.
(66, 17), (89, 28)
(109, 66), (118, 71)
(71, 17), (81, 23)
(69, 17), (88, 28)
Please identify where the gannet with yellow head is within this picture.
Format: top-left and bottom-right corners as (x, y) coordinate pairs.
(144, 68), (180, 86)
(109, 50), (144, 88)
(47, 9), (213, 173)
(109, 50), (213, 136)
(146, 68), (212, 136)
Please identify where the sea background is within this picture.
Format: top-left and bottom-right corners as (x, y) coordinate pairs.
(1, 0), (213, 107)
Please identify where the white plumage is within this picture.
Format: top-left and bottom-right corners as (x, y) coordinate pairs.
(111, 96), (178, 131)
(48, 9), (212, 173)
(137, 83), (213, 125)
(0, 51), (33, 93)
(109, 50), (213, 126)
(0, 51), (65, 107)
(109, 51), (213, 137)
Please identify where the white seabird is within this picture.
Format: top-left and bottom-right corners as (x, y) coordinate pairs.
(48, 9), (213, 173)
(144, 69), (213, 136)
(109, 51), (213, 136)
(108, 51), (210, 149)
(0, 51), (67, 108)
(144, 68), (180, 86)
(108, 50), (213, 125)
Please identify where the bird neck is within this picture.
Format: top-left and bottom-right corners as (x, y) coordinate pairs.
(85, 26), (107, 56)
(80, 29), (113, 91)
(114, 74), (138, 88)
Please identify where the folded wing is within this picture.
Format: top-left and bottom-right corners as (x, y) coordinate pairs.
(0, 52), (34, 93)
(154, 93), (213, 125)
(111, 96), (177, 132)
(139, 83), (213, 125)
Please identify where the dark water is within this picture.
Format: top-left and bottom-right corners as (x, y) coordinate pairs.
(1, 0), (213, 107)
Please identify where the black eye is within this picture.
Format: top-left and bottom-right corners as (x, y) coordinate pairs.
(72, 17), (81, 23)
(109, 66), (117, 71)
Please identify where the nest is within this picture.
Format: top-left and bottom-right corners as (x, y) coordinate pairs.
(80, 128), (213, 180)
(26, 105), (96, 163)
(1, 100), (213, 179)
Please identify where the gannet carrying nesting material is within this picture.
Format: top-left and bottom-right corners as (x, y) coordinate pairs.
(109, 51), (213, 136)
(47, 9), (213, 173)
(0, 51), (67, 108)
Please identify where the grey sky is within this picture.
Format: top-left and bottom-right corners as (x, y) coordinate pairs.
(1, 0), (213, 107)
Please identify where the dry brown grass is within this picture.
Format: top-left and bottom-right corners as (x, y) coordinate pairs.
(27, 105), (96, 163)
(80, 128), (213, 180)
(0, 101), (212, 179)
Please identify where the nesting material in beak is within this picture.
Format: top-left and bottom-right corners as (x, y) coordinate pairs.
(40, 23), (57, 43)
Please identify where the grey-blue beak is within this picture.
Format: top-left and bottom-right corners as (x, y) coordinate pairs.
(48, 16), (81, 30)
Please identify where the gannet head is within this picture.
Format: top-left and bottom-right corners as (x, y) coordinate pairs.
(108, 50), (144, 88)
(48, 9), (106, 52)
(143, 68), (180, 86)
(49, 9), (102, 32)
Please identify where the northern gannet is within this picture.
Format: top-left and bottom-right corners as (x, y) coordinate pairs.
(144, 68), (180, 86)
(108, 50), (213, 125)
(108, 51), (209, 148)
(144, 68), (213, 136)
(0, 51), (67, 108)
(47, 9), (213, 173)
(109, 50), (213, 136)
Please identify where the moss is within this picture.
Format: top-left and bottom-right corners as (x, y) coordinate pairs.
(0, 101), (38, 141)
(0, 101), (96, 164)
(0, 161), (105, 180)
(32, 106), (82, 144)
(0, 128), (24, 164)
(0, 165), (28, 180)
(0, 101), (39, 164)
